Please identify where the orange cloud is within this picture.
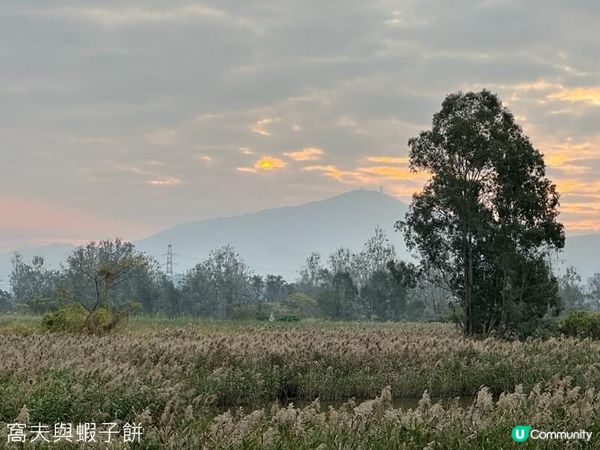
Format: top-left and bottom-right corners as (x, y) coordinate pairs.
(256, 157), (286, 170)
(387, 184), (424, 197)
(555, 178), (600, 196)
(560, 203), (600, 216)
(513, 80), (562, 91)
(303, 165), (348, 180)
(285, 147), (324, 161)
(548, 87), (600, 106)
(355, 166), (424, 180)
(562, 219), (600, 232)
(238, 144), (600, 232)
(364, 156), (410, 164)
(303, 162), (423, 191)
(545, 153), (592, 175)
(302, 153), (600, 230)
(237, 156), (287, 173)
(304, 159), (425, 188)
(541, 139), (600, 177)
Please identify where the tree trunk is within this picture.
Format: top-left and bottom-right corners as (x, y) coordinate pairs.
(463, 233), (473, 336)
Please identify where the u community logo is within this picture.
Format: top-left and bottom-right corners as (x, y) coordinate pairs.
(512, 426), (531, 443)
(512, 425), (592, 443)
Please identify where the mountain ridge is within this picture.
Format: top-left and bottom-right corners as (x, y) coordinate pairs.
(135, 189), (411, 275)
(1, 190), (599, 290)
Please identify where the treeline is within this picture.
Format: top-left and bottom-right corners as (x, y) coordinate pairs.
(0, 229), (453, 322)
(558, 267), (600, 311)
(2, 230), (599, 326)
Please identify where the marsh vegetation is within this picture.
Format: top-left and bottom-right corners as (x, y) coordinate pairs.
(1, 319), (600, 448)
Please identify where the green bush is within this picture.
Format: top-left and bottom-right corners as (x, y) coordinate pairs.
(41, 304), (88, 332)
(86, 307), (115, 333)
(41, 303), (139, 334)
(86, 304), (141, 334)
(557, 310), (600, 339)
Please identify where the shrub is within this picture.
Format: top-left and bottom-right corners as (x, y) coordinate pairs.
(42, 302), (141, 334)
(86, 303), (142, 334)
(85, 307), (116, 334)
(41, 304), (88, 332)
(557, 310), (600, 339)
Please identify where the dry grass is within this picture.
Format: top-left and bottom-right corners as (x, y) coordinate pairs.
(1, 318), (599, 448)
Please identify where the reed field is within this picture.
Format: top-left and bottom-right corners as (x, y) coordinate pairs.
(1, 317), (600, 448)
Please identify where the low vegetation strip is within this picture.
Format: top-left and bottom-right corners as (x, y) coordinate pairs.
(1, 319), (600, 448)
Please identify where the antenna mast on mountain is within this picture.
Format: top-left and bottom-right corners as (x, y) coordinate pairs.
(166, 244), (173, 278)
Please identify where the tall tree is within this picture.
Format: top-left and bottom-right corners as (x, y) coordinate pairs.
(250, 275), (265, 304)
(360, 270), (392, 320)
(353, 227), (396, 288)
(264, 275), (288, 303)
(558, 267), (586, 309)
(10, 254), (60, 313)
(298, 252), (327, 297)
(180, 245), (252, 318)
(387, 261), (417, 320)
(318, 271), (359, 320)
(63, 239), (149, 313)
(399, 90), (564, 336)
(328, 248), (354, 276)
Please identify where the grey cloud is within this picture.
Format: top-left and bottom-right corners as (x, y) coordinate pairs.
(1, 0), (599, 249)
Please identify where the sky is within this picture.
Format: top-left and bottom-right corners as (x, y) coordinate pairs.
(1, 0), (600, 251)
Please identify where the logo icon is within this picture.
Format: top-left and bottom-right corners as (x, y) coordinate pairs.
(512, 425), (532, 443)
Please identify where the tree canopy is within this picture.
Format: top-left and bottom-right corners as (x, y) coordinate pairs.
(399, 90), (564, 337)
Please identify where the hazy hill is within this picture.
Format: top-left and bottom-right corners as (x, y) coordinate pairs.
(135, 189), (411, 276)
(0, 190), (408, 288)
(1, 190), (599, 291)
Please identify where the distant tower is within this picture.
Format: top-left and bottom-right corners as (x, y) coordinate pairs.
(166, 244), (173, 278)
(379, 185), (383, 194)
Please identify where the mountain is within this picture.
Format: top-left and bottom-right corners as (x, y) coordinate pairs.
(0, 190), (408, 289)
(1, 190), (599, 291)
(135, 189), (410, 276)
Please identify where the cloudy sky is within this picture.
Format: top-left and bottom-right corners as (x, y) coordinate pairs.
(1, 0), (600, 250)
